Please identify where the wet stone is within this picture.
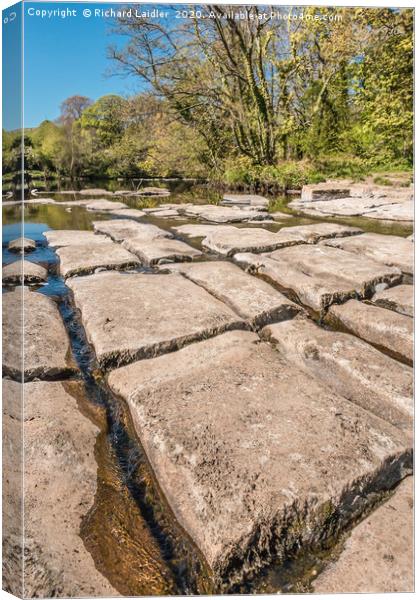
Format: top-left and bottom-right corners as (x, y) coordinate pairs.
(327, 299), (413, 365)
(57, 240), (140, 278)
(44, 230), (109, 248)
(372, 285), (413, 317)
(122, 237), (202, 266)
(164, 261), (303, 328)
(85, 199), (128, 211)
(22, 380), (118, 597)
(2, 288), (77, 381)
(107, 330), (412, 591)
(93, 219), (171, 243)
(313, 477), (413, 593)
(67, 271), (245, 370)
(323, 232), (413, 275)
(234, 245), (401, 313)
(8, 237), (36, 253)
(2, 260), (48, 285)
(263, 318), (413, 432)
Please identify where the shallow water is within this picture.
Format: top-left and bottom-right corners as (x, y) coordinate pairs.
(1, 180), (414, 594)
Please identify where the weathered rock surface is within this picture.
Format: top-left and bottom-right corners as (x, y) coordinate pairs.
(323, 232), (413, 275)
(164, 261), (302, 328)
(270, 211), (294, 220)
(203, 223), (362, 257)
(93, 219), (171, 242)
(146, 208), (180, 218)
(21, 380), (118, 597)
(107, 208), (146, 218)
(262, 318), (413, 431)
(107, 330), (412, 590)
(366, 200), (414, 222)
(301, 183), (352, 201)
(327, 299), (413, 365)
(2, 260), (48, 285)
(372, 284), (413, 317)
(57, 241), (140, 278)
(2, 288), (77, 381)
(122, 237), (202, 265)
(8, 237), (36, 253)
(222, 194), (269, 208)
(181, 204), (270, 223)
(407, 233), (414, 242)
(85, 200), (127, 211)
(67, 272), (245, 369)
(44, 230), (109, 248)
(137, 186), (170, 196)
(291, 194), (413, 222)
(80, 188), (113, 196)
(203, 227), (304, 256)
(234, 245), (401, 312)
(313, 477), (413, 593)
(172, 224), (237, 238)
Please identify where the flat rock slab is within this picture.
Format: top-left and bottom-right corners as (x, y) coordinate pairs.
(107, 331), (411, 590)
(146, 208), (180, 218)
(107, 208), (146, 218)
(313, 477), (413, 593)
(222, 194), (269, 208)
(2, 288), (76, 381)
(327, 299), (413, 365)
(80, 188), (113, 196)
(366, 200), (413, 222)
(271, 212), (294, 220)
(3, 260), (48, 285)
(263, 319), (413, 431)
(85, 200), (127, 211)
(203, 223), (362, 257)
(8, 237), (36, 253)
(137, 187), (170, 196)
(301, 184), (352, 201)
(44, 230), (109, 248)
(93, 219), (171, 242)
(172, 224), (237, 238)
(67, 272), (244, 369)
(203, 227), (304, 256)
(181, 204), (270, 223)
(280, 222), (363, 242)
(57, 241), (140, 278)
(323, 232), (413, 275)
(22, 380), (118, 597)
(122, 237), (202, 266)
(164, 261), (302, 328)
(372, 285), (413, 317)
(234, 245), (401, 313)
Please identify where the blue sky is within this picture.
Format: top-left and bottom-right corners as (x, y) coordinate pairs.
(21, 2), (160, 129)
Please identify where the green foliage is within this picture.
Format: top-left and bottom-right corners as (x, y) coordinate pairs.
(3, 8), (413, 187)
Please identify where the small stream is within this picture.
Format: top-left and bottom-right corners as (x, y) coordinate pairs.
(1, 179), (413, 594)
